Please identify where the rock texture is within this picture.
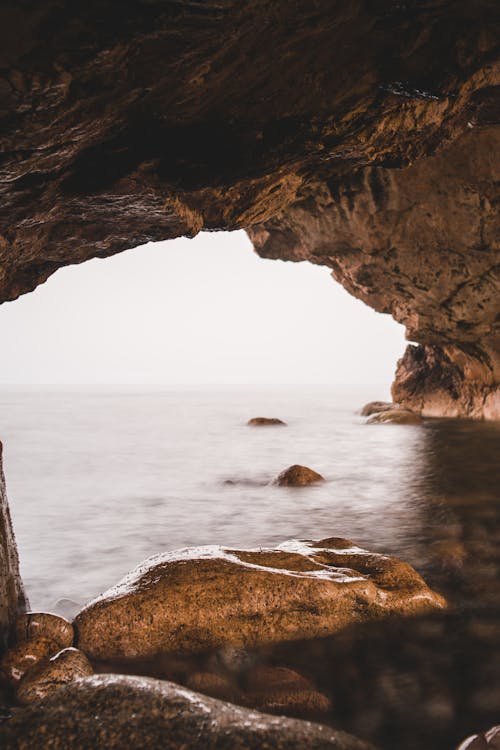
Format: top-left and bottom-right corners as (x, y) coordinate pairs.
(0, 2), (498, 417)
(0, 674), (375, 750)
(274, 465), (325, 486)
(74, 538), (445, 660)
(14, 613), (73, 650)
(0, 443), (27, 654)
(16, 647), (93, 706)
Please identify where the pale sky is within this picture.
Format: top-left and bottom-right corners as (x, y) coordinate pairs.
(0, 230), (406, 386)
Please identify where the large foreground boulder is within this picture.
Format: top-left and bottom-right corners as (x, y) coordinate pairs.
(0, 674), (375, 750)
(74, 538), (445, 660)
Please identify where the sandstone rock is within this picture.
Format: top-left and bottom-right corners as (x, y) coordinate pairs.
(0, 638), (60, 686)
(0, 674), (375, 750)
(15, 613), (73, 650)
(359, 402), (400, 417)
(366, 409), (423, 425)
(247, 417), (286, 426)
(274, 465), (325, 486)
(16, 648), (93, 706)
(74, 538), (445, 661)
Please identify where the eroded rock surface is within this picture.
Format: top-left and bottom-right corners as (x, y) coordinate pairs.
(0, 2), (498, 417)
(74, 538), (445, 660)
(0, 674), (375, 750)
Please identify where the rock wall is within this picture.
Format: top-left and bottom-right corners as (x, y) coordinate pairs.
(0, 1), (498, 416)
(0, 443), (27, 653)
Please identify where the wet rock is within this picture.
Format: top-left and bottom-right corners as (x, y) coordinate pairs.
(0, 674), (375, 750)
(0, 638), (60, 686)
(359, 402), (400, 417)
(15, 613), (73, 650)
(366, 409), (423, 425)
(456, 727), (499, 749)
(248, 417), (287, 426)
(274, 465), (325, 486)
(185, 671), (238, 703)
(74, 537), (445, 660)
(257, 688), (332, 718)
(244, 665), (332, 718)
(16, 648), (93, 706)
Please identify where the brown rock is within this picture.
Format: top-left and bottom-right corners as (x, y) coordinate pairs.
(247, 417), (286, 426)
(0, 638), (60, 686)
(74, 538), (445, 661)
(360, 402), (400, 417)
(16, 648), (93, 706)
(366, 409), (423, 425)
(274, 465), (325, 486)
(0, 674), (375, 750)
(245, 666), (312, 694)
(257, 688), (332, 718)
(15, 613), (73, 650)
(185, 671), (238, 703)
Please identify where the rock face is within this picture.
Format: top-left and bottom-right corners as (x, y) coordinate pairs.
(74, 538), (445, 660)
(0, 443), (27, 654)
(0, 3), (498, 418)
(0, 674), (375, 750)
(274, 465), (325, 486)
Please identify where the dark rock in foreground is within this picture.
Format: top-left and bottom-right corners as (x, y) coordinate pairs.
(456, 725), (500, 749)
(248, 417), (287, 426)
(0, 674), (376, 750)
(74, 538), (445, 660)
(274, 465), (325, 486)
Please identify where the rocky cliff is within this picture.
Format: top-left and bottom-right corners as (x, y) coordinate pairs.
(0, 1), (498, 416)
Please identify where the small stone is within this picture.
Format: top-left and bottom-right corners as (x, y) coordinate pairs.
(360, 401), (400, 416)
(258, 688), (332, 717)
(273, 465), (324, 486)
(367, 409), (423, 425)
(245, 666), (312, 694)
(15, 612), (74, 649)
(248, 417), (287, 426)
(185, 671), (238, 702)
(16, 648), (93, 705)
(0, 638), (60, 686)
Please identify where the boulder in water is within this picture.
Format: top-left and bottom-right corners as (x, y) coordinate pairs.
(0, 674), (376, 750)
(248, 417), (287, 426)
(367, 409), (423, 425)
(274, 465), (325, 486)
(360, 401), (400, 417)
(74, 537), (445, 660)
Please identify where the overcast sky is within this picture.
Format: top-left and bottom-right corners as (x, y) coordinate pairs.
(0, 230), (406, 387)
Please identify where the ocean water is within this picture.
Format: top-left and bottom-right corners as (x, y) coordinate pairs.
(1, 385), (499, 749)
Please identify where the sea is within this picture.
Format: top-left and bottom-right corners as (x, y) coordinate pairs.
(1, 385), (499, 749)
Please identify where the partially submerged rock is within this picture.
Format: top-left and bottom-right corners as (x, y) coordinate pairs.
(248, 417), (287, 426)
(16, 647), (93, 706)
(15, 613), (73, 650)
(274, 465), (325, 486)
(0, 674), (375, 750)
(74, 537), (445, 660)
(367, 409), (423, 425)
(360, 401), (400, 417)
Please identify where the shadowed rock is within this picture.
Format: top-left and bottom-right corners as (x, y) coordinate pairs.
(16, 647), (93, 706)
(74, 538), (445, 661)
(247, 417), (287, 426)
(1, 638), (60, 686)
(0, 674), (376, 750)
(367, 410), (423, 425)
(274, 465), (325, 486)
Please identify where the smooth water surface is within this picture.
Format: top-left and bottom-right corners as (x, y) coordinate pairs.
(0, 386), (499, 749)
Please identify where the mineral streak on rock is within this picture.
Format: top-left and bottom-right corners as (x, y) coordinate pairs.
(274, 465), (325, 486)
(74, 538), (445, 661)
(0, 443), (27, 655)
(0, 2), (499, 418)
(0, 674), (376, 750)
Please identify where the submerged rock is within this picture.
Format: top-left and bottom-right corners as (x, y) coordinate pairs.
(16, 647), (93, 706)
(360, 401), (400, 417)
(367, 409), (423, 425)
(274, 465), (325, 486)
(248, 417), (287, 426)
(15, 613), (73, 650)
(0, 674), (375, 750)
(74, 538), (445, 660)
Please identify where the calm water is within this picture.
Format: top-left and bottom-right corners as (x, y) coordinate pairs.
(1, 386), (499, 749)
